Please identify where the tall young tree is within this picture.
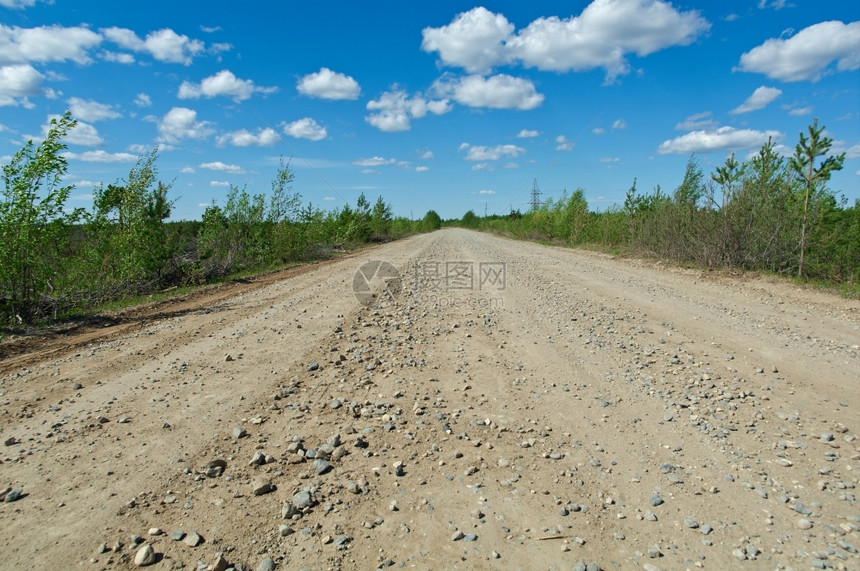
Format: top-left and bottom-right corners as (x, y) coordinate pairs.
(790, 119), (845, 277)
(89, 148), (175, 289)
(0, 112), (80, 321)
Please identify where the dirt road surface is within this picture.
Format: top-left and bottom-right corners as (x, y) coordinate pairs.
(1, 228), (858, 571)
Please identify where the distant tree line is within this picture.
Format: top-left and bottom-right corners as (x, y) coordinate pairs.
(3, 115), (855, 324)
(455, 120), (858, 292)
(0, 112), (440, 325)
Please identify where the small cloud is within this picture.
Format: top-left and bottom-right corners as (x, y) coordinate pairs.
(153, 106), (214, 144)
(210, 180), (230, 187)
(297, 67), (360, 100)
(593, 127), (606, 135)
(180, 166), (195, 173)
(126, 143), (150, 154)
(200, 25), (222, 33)
(675, 111), (719, 131)
(730, 86), (782, 114)
(134, 93), (152, 107)
(365, 87), (451, 132)
(757, 0), (787, 9)
(354, 156), (397, 167)
(102, 26), (205, 65)
(323, 196), (336, 201)
(612, 119), (626, 129)
(42, 115), (102, 146)
(479, 189), (496, 195)
(658, 126), (783, 154)
(63, 150), (137, 162)
(101, 51), (135, 64)
(787, 105), (813, 116)
(200, 161), (244, 173)
(600, 157), (621, 163)
(433, 73), (543, 110)
(459, 143), (525, 161)
(472, 163), (494, 171)
(68, 97), (121, 122)
(415, 166), (429, 172)
(178, 70), (277, 102)
(555, 135), (574, 151)
(418, 150), (434, 159)
(282, 117), (327, 141)
(516, 129), (539, 138)
(217, 127), (280, 147)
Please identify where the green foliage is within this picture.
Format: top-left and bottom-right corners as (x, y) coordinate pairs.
(0, 112), (81, 321)
(370, 195), (393, 238)
(790, 118), (846, 276)
(461, 210), (480, 228)
(421, 210), (443, 231)
(2, 118), (856, 324)
(84, 148), (177, 298)
(474, 121), (854, 289)
(196, 184), (268, 276)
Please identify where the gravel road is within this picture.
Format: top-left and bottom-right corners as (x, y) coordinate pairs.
(1, 228), (858, 570)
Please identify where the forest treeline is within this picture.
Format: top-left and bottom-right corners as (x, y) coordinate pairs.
(454, 120), (857, 292)
(1, 113), (856, 324)
(0, 113), (442, 324)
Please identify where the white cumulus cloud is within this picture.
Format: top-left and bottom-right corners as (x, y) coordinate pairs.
(459, 143), (526, 161)
(657, 126), (783, 154)
(297, 67), (360, 100)
(216, 127), (279, 147)
(68, 97), (121, 122)
(675, 111), (719, 131)
(730, 86), (782, 114)
(737, 21), (860, 82)
(199, 161), (244, 174)
(178, 70), (277, 102)
(353, 156), (397, 167)
(0, 24), (102, 65)
(365, 88), (451, 132)
(63, 150), (137, 162)
(102, 27), (205, 65)
(154, 107), (214, 144)
(434, 74), (544, 110)
(42, 114), (102, 146)
(421, 7), (514, 74)
(421, 1), (710, 83)
(0, 0), (40, 8)
(101, 51), (134, 64)
(509, 0), (709, 82)
(134, 93), (152, 107)
(0, 64), (44, 105)
(556, 135), (574, 151)
(517, 129), (539, 138)
(283, 118), (327, 141)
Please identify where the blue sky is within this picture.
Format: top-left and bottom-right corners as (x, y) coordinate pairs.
(1, 0), (858, 221)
